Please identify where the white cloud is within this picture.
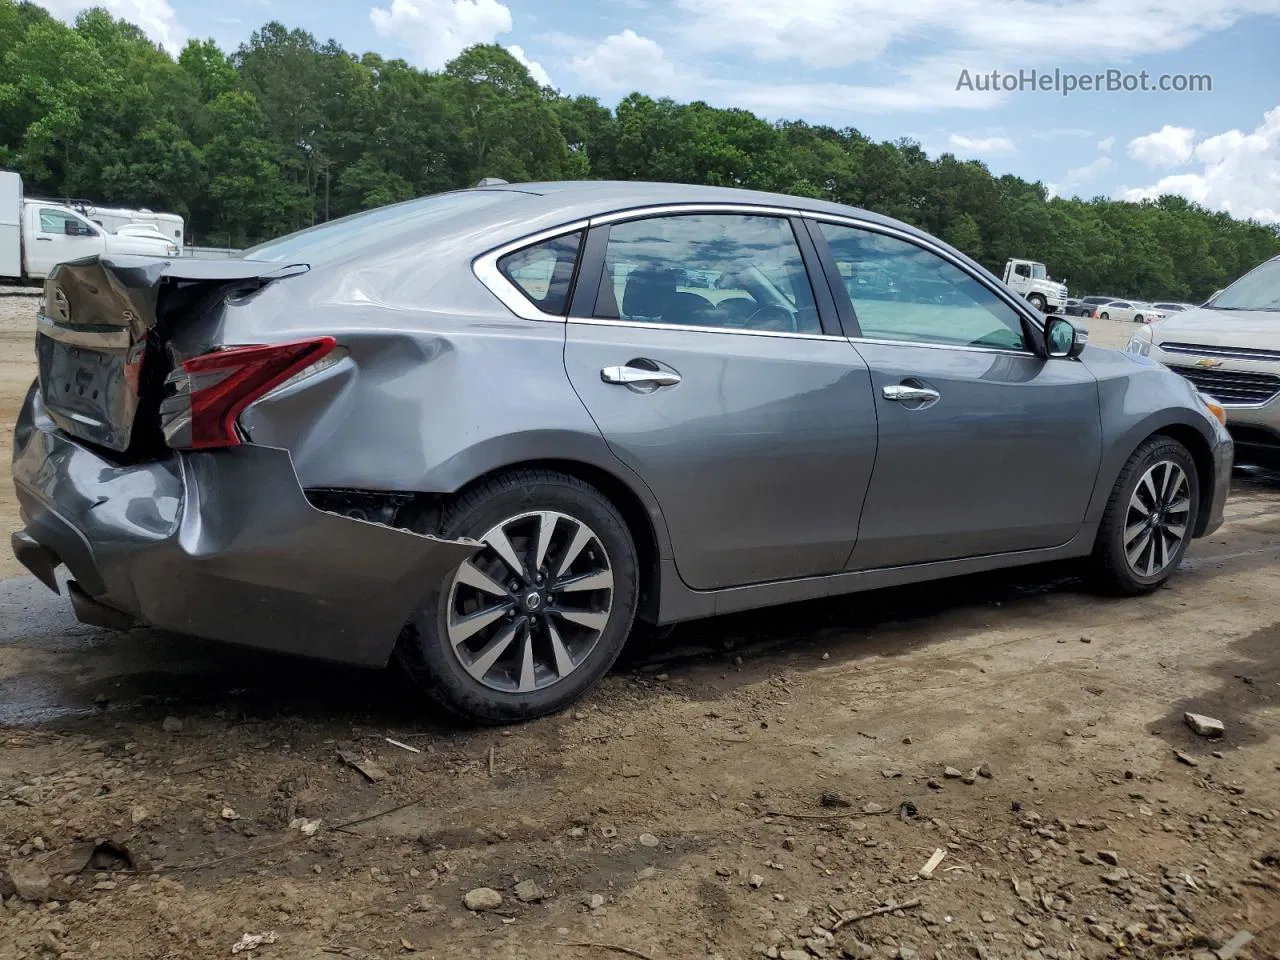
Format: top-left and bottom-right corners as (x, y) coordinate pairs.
(34, 0), (186, 53)
(649, 0), (1280, 112)
(1120, 105), (1280, 223)
(569, 30), (683, 94)
(566, 38), (995, 115)
(507, 44), (553, 87)
(1128, 125), (1196, 166)
(674, 0), (1280, 69)
(1097, 136), (1116, 153)
(1046, 156), (1115, 198)
(369, 0), (513, 70)
(948, 133), (1016, 154)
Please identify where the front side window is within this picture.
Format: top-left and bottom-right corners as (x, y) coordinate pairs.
(818, 222), (1028, 351)
(595, 214), (820, 334)
(1014, 263), (1030, 277)
(497, 231), (583, 316)
(1030, 263), (1047, 280)
(39, 209), (96, 237)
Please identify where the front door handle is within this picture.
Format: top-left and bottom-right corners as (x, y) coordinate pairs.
(883, 383), (940, 403)
(601, 364), (681, 387)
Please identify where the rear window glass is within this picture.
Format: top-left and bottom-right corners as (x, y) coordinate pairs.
(498, 231), (583, 315)
(242, 190), (511, 266)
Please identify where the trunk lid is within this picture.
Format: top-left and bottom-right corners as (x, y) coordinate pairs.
(36, 254), (307, 455)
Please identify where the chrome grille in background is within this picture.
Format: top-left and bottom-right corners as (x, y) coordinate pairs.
(1165, 364), (1280, 405)
(1160, 341), (1280, 362)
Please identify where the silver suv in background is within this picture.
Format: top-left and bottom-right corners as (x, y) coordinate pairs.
(1129, 255), (1280, 466)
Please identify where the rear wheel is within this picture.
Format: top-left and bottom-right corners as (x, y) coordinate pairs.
(395, 469), (638, 724)
(1134, 314), (1145, 323)
(1088, 437), (1199, 595)
(1099, 311), (1110, 320)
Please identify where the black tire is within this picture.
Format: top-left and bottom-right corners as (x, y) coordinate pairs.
(1088, 436), (1199, 595)
(395, 469), (639, 724)
(1134, 314), (1145, 323)
(1027, 294), (1046, 312)
(1099, 311), (1110, 320)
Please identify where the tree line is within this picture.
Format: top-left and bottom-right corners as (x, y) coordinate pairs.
(2, 0), (1276, 302)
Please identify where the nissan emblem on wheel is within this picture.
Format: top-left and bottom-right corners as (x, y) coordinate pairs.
(10, 180), (1234, 724)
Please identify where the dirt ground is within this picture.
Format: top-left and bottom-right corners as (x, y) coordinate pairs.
(1, 293), (1277, 960)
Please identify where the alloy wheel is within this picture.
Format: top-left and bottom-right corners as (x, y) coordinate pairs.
(444, 511), (614, 693)
(1123, 460), (1191, 578)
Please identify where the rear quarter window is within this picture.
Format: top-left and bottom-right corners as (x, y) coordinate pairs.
(497, 231), (584, 316)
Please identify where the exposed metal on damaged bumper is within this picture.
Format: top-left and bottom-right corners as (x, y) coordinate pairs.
(11, 389), (480, 667)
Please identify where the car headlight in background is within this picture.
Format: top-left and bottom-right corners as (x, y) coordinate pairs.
(1125, 326), (1153, 356)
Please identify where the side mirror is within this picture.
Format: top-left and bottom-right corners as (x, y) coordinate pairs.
(1045, 315), (1087, 359)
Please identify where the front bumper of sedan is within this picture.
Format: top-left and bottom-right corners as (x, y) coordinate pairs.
(11, 385), (480, 667)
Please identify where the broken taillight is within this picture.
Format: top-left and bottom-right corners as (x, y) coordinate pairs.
(160, 337), (337, 449)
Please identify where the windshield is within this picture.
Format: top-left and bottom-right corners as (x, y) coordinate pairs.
(1208, 257), (1280, 311)
(242, 190), (512, 265)
(1030, 263), (1047, 280)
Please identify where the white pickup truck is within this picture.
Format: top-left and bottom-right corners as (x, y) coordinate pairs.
(1, 171), (179, 283)
(1002, 258), (1068, 313)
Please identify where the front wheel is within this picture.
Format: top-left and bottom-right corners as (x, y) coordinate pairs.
(395, 469), (639, 724)
(1027, 293), (1047, 312)
(1088, 437), (1199, 595)
(1134, 314), (1145, 323)
(1099, 311), (1110, 320)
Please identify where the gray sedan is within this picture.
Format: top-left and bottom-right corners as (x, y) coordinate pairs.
(11, 181), (1233, 723)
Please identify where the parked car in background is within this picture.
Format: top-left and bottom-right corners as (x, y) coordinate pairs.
(1064, 298), (1094, 317)
(1129, 254), (1280, 467)
(1079, 295), (1119, 316)
(1096, 299), (1160, 323)
(1151, 302), (1197, 313)
(12, 180), (1232, 723)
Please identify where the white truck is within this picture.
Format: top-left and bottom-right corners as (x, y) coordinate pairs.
(1002, 258), (1068, 313)
(1, 171), (180, 283)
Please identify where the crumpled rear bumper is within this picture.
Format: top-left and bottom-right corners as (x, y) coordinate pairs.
(11, 385), (479, 667)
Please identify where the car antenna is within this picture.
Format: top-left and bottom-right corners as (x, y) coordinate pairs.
(475, 177), (509, 187)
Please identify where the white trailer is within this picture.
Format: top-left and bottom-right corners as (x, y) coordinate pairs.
(80, 203), (185, 247)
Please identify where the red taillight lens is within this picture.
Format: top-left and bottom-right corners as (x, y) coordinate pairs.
(162, 337), (336, 449)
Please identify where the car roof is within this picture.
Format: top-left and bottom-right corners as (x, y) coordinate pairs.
(247, 180), (986, 278)
(470, 180), (915, 236)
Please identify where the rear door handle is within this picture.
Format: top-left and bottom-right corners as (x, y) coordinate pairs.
(601, 365), (681, 387)
(882, 384), (940, 403)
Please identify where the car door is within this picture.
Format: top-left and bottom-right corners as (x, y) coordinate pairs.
(562, 209), (879, 590)
(26, 207), (105, 276)
(808, 219), (1103, 570)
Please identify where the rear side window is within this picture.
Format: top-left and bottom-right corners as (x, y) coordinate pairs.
(498, 231), (583, 316)
(593, 214), (820, 334)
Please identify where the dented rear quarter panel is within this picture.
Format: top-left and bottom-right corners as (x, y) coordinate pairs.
(214, 241), (675, 560)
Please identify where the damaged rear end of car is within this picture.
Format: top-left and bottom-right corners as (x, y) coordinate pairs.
(11, 254), (479, 666)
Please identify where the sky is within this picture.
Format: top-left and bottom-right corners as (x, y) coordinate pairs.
(31, 0), (1280, 224)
